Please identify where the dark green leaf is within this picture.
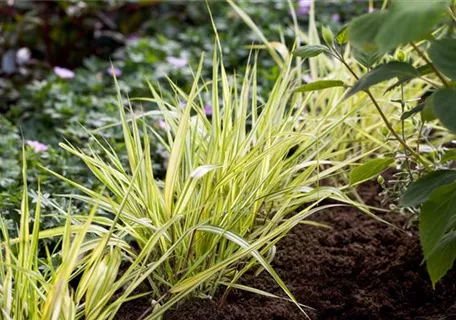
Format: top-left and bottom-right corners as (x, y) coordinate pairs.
(352, 48), (384, 69)
(426, 230), (456, 288)
(385, 64), (433, 93)
(433, 88), (456, 134)
(292, 45), (328, 59)
(350, 157), (394, 185)
(441, 149), (456, 163)
(401, 103), (424, 120)
(376, 0), (450, 50)
(419, 182), (456, 286)
(347, 11), (386, 52)
(428, 39), (456, 81)
(294, 80), (345, 93)
(345, 62), (419, 99)
(336, 25), (348, 45)
(401, 170), (456, 207)
(421, 93), (437, 122)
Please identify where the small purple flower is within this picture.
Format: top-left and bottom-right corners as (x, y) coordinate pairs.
(107, 67), (122, 77)
(127, 33), (139, 41)
(296, 6), (309, 15)
(204, 103), (213, 116)
(54, 66), (75, 79)
(166, 56), (188, 68)
(158, 120), (169, 130)
(331, 13), (340, 22)
(299, 0), (312, 6)
(26, 140), (48, 152)
(296, 0), (311, 15)
(303, 74), (313, 83)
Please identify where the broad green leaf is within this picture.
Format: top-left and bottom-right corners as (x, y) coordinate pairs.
(401, 170), (456, 207)
(426, 230), (456, 287)
(421, 93), (437, 122)
(292, 45), (328, 59)
(385, 64), (433, 93)
(376, 0), (450, 50)
(345, 62), (419, 99)
(347, 11), (386, 52)
(336, 25), (348, 45)
(433, 88), (456, 134)
(442, 149), (456, 163)
(352, 48), (384, 69)
(429, 39), (456, 81)
(419, 182), (456, 284)
(401, 103), (424, 120)
(350, 157), (394, 185)
(294, 80), (345, 93)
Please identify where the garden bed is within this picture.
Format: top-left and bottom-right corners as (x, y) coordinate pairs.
(115, 181), (456, 320)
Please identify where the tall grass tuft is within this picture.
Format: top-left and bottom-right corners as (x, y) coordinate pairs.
(0, 149), (172, 319)
(47, 49), (367, 318)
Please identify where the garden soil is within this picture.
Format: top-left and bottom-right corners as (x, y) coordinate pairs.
(115, 181), (456, 320)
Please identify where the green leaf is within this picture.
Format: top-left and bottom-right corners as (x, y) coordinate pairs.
(376, 0), (450, 50)
(385, 64), (433, 93)
(347, 11), (386, 52)
(401, 170), (456, 207)
(336, 25), (348, 45)
(421, 93), (437, 122)
(352, 48), (384, 69)
(433, 88), (456, 134)
(345, 62), (419, 99)
(347, 11), (386, 68)
(441, 149), (456, 163)
(419, 182), (456, 286)
(401, 103), (424, 120)
(349, 157), (394, 185)
(294, 80), (345, 93)
(426, 230), (456, 288)
(321, 25), (334, 46)
(292, 45), (328, 59)
(428, 39), (456, 81)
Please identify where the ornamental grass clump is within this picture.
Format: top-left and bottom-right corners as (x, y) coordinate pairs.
(48, 49), (364, 318)
(0, 150), (132, 320)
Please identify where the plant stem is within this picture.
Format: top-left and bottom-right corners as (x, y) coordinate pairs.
(340, 59), (430, 169)
(411, 42), (450, 88)
(400, 85), (414, 180)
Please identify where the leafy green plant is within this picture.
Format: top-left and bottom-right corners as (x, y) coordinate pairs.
(231, 0), (429, 202)
(293, 0), (456, 286)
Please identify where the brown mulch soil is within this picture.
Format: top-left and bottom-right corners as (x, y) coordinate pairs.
(115, 181), (456, 320)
